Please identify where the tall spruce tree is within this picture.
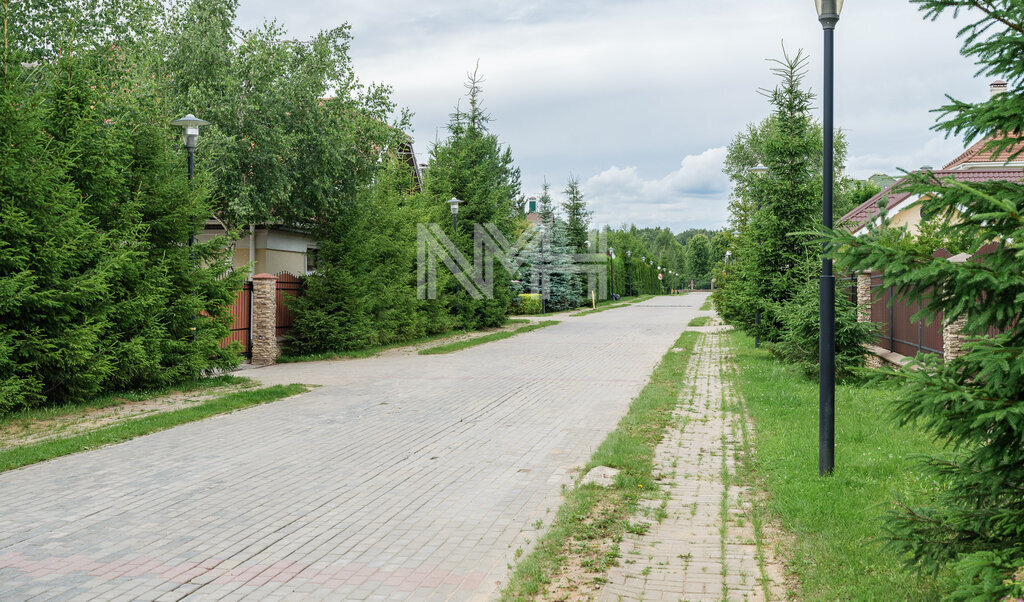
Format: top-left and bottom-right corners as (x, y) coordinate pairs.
(716, 48), (845, 343)
(425, 68), (522, 329)
(561, 176), (592, 252)
(537, 180), (556, 226)
(823, 2), (1024, 597)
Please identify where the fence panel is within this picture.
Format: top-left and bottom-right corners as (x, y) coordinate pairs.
(275, 272), (303, 338)
(222, 281), (252, 357)
(869, 272), (943, 357)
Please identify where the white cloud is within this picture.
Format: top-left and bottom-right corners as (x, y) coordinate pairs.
(583, 147), (730, 233)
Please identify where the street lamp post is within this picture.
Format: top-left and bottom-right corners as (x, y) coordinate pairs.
(626, 250), (632, 296)
(170, 114), (210, 248)
(751, 163), (769, 348)
(816, 0), (843, 477)
(607, 247), (616, 299)
(448, 198), (463, 234)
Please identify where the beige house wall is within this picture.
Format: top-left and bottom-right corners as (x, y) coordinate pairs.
(888, 204), (923, 234)
(203, 226), (316, 276)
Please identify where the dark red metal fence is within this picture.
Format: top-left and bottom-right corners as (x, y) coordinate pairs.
(868, 273), (944, 357)
(275, 272), (303, 338)
(222, 281), (253, 357)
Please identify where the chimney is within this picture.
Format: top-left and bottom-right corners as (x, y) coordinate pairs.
(990, 80), (1008, 98)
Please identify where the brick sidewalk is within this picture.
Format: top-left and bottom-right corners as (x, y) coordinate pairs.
(598, 330), (785, 601)
(0, 295), (705, 601)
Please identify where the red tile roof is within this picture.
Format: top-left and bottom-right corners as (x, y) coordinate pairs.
(839, 169), (1024, 232)
(943, 135), (1024, 169)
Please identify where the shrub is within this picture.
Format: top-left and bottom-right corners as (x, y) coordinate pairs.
(767, 277), (876, 380)
(513, 294), (543, 315)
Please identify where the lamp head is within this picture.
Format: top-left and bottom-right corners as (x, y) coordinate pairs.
(447, 197), (463, 216)
(750, 164), (769, 176)
(815, 0), (843, 28)
(170, 113), (210, 150)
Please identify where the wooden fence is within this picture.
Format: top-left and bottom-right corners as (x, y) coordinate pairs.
(221, 272), (304, 357)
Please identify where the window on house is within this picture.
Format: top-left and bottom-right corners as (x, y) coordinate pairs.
(306, 248), (319, 274)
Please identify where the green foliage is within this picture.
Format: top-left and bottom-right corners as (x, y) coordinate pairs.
(0, 35), (240, 414)
(512, 294), (543, 315)
(685, 233), (711, 280)
(517, 222), (581, 312)
(284, 157), (439, 354)
(561, 176), (592, 252)
(424, 68), (521, 329)
(766, 279), (875, 380)
(821, 1), (1024, 592)
(717, 47), (844, 345)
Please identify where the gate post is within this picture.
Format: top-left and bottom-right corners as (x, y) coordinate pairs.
(251, 273), (279, 365)
(856, 273), (871, 323)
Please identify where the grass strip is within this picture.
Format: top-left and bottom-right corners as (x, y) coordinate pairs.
(0, 384), (308, 473)
(700, 296), (713, 311)
(0, 375), (252, 428)
(419, 321), (559, 355)
(688, 316), (710, 327)
(727, 330), (951, 600)
(501, 331), (700, 599)
(570, 303), (630, 317)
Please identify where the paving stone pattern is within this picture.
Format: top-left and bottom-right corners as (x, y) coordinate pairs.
(0, 295), (705, 601)
(599, 330), (785, 601)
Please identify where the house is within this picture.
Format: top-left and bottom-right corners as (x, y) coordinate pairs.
(197, 137), (422, 276)
(841, 80), (1024, 235)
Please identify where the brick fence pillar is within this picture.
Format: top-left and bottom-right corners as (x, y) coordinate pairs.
(251, 274), (279, 365)
(856, 273), (872, 322)
(943, 315), (968, 361)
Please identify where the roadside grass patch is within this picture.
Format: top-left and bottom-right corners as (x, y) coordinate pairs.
(727, 331), (951, 600)
(502, 331), (700, 599)
(419, 321), (559, 355)
(570, 304), (630, 317)
(0, 384), (309, 473)
(0, 375), (251, 429)
(700, 297), (713, 311)
(688, 316), (710, 327)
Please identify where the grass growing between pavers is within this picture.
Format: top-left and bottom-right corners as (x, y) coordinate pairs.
(501, 331), (700, 600)
(0, 384), (309, 473)
(688, 315), (710, 327)
(727, 330), (952, 600)
(418, 321), (560, 355)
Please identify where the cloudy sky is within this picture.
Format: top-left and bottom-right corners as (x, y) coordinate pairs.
(236, 0), (991, 233)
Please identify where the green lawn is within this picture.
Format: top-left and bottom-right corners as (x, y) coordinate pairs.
(418, 321), (560, 355)
(728, 331), (950, 600)
(0, 384), (309, 473)
(687, 316), (710, 327)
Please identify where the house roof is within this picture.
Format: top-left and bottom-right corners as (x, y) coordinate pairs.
(839, 169), (1024, 233)
(943, 135), (1024, 169)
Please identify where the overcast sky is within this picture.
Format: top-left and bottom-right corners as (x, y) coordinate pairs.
(236, 0), (992, 233)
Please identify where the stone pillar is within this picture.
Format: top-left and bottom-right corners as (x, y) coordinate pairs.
(251, 274), (279, 365)
(856, 273), (872, 323)
(943, 315), (968, 361)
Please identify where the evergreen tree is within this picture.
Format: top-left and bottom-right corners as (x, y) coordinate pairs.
(424, 68), (522, 329)
(537, 180), (556, 226)
(517, 221), (580, 312)
(716, 48), (846, 344)
(823, 2), (1024, 596)
(561, 176), (592, 252)
(685, 234), (711, 280)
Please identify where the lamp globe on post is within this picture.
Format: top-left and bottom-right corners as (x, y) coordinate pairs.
(607, 247), (616, 299)
(625, 250), (632, 297)
(815, 0), (843, 477)
(448, 198), (463, 235)
(170, 114), (210, 185)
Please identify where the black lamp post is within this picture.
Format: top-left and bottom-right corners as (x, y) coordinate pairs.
(751, 163), (769, 348)
(626, 250), (632, 296)
(816, 0), (842, 476)
(607, 247), (616, 299)
(170, 114), (210, 246)
(448, 197), (463, 234)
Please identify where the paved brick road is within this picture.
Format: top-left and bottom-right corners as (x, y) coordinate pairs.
(0, 294), (705, 601)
